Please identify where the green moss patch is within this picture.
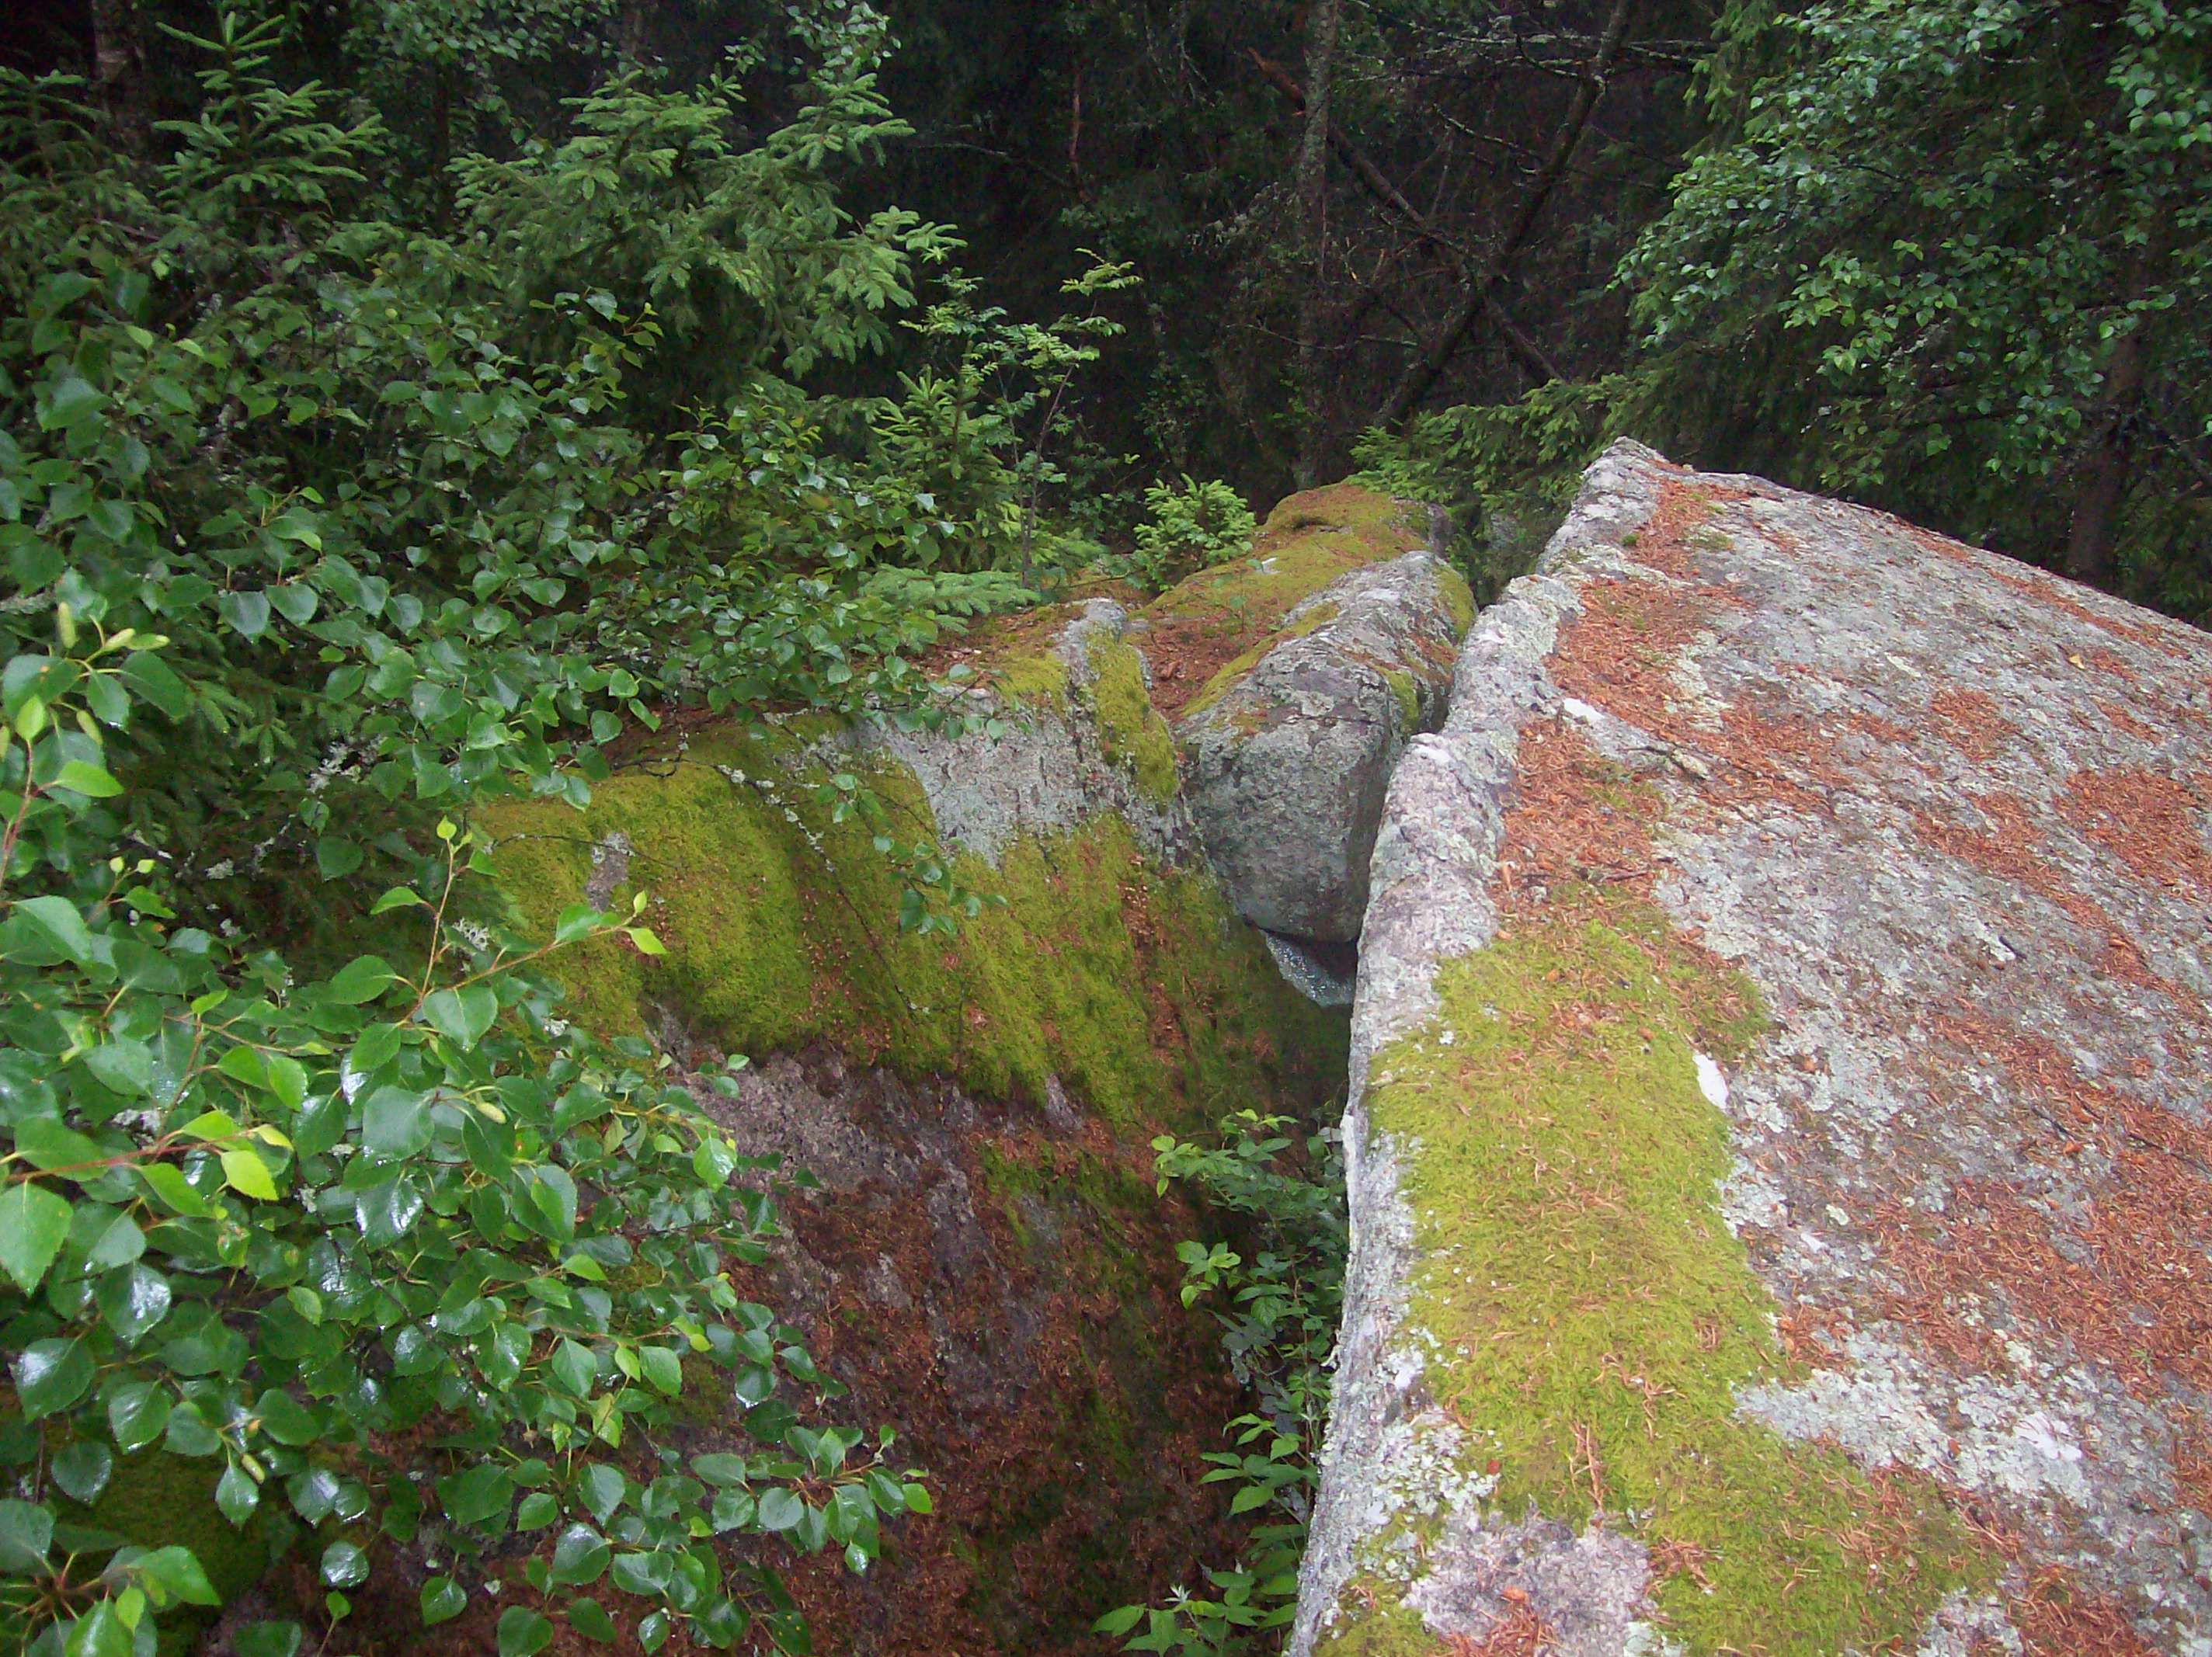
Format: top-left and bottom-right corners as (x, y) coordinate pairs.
(988, 646), (1071, 712)
(1362, 891), (1993, 1655)
(1084, 637), (1181, 803)
(1435, 564), (1476, 637)
(482, 728), (1343, 1131)
(1381, 669), (1421, 734)
(1313, 1603), (1436, 1657)
(1152, 485), (1421, 627)
(1145, 485), (1428, 721)
(1147, 487), (1476, 727)
(919, 600), (1090, 713)
(36, 1442), (295, 1655)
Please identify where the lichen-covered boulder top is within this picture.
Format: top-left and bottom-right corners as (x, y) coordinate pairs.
(1146, 484), (1476, 943)
(1299, 441), (2212, 1656)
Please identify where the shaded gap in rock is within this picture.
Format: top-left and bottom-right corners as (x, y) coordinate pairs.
(1264, 932), (1358, 1007)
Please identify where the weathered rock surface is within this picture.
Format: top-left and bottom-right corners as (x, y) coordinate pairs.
(682, 1045), (1247, 1655)
(1167, 492), (1473, 942)
(1299, 442), (2212, 1655)
(854, 597), (1193, 865)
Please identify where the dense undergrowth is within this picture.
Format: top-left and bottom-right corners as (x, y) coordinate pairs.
(470, 690), (1351, 1652)
(0, 8), (1271, 1656)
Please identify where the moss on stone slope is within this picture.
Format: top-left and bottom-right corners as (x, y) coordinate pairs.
(1344, 890), (1993, 1655)
(1178, 600), (1341, 722)
(1084, 637), (1182, 804)
(1144, 485), (1446, 720)
(1153, 484), (1425, 623)
(1380, 668), (1421, 734)
(483, 726), (1341, 1131)
(479, 696), (1345, 1652)
(987, 645), (1071, 711)
(1149, 485), (1473, 731)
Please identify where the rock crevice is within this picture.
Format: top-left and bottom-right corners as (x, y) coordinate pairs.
(484, 603), (1351, 1655)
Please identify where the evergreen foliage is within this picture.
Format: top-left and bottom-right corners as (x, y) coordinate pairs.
(1125, 478), (1259, 592)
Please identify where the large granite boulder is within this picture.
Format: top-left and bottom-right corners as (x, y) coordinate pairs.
(1299, 442), (2212, 1655)
(1156, 485), (1474, 942)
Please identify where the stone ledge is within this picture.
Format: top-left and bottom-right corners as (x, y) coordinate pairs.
(1177, 549), (1474, 942)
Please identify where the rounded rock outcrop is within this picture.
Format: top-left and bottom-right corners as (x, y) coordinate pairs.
(1173, 537), (1473, 943)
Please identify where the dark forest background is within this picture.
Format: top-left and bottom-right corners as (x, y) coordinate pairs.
(9, 0), (2205, 615)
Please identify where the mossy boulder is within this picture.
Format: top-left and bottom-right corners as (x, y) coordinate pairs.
(1309, 899), (1988, 1657)
(1297, 440), (2212, 1655)
(37, 1441), (295, 1657)
(1148, 483), (1445, 647)
(1160, 488), (1474, 943)
(482, 603), (1341, 1127)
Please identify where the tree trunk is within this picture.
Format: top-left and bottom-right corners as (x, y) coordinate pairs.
(2063, 331), (2144, 590)
(618, 0), (650, 68)
(427, 62), (456, 226)
(1249, 47), (1567, 393)
(2064, 231), (2165, 590)
(1376, 0), (1632, 428)
(1292, 0), (1344, 488)
(88, 0), (150, 155)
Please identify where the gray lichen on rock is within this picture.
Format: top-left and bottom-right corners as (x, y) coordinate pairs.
(847, 598), (1197, 867)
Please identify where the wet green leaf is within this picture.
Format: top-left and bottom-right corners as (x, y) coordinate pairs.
(221, 1148), (279, 1200)
(496, 1607), (553, 1657)
(0, 1182), (71, 1293)
(549, 1524), (609, 1586)
(51, 1441), (111, 1503)
(420, 1576), (466, 1627)
(320, 1541), (368, 1589)
(14, 1338), (92, 1419)
(566, 1598), (617, 1643)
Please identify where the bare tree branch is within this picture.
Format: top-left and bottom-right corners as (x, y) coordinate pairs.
(1249, 50), (1564, 391)
(1294, 0), (1345, 488)
(1376, 0), (1633, 426)
(88, 0), (150, 154)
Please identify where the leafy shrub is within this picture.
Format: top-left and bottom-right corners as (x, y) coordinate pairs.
(0, 10), (1067, 1654)
(0, 799), (927, 1657)
(883, 257), (1143, 579)
(1126, 478), (1259, 590)
(1095, 1111), (1346, 1656)
(1354, 377), (1623, 604)
(1622, 0), (2212, 617)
